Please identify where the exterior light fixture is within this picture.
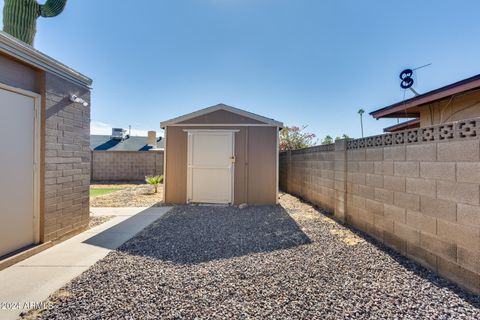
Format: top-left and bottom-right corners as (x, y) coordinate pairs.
(69, 94), (89, 107)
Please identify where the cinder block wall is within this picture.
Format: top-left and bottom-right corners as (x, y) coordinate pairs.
(91, 150), (164, 181)
(280, 118), (480, 293)
(43, 73), (91, 241)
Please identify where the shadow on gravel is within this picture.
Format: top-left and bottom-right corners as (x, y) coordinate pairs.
(115, 205), (312, 264)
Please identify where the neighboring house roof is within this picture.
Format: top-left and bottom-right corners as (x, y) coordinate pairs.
(370, 73), (480, 119)
(90, 135), (164, 151)
(160, 103), (284, 128)
(383, 119), (420, 133)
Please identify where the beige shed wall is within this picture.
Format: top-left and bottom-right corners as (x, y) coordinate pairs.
(164, 125), (277, 205)
(178, 109), (265, 124)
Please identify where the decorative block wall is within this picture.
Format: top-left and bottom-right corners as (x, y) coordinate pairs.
(280, 117), (480, 294)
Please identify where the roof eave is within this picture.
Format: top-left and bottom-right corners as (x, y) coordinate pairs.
(0, 31), (92, 89)
(370, 74), (480, 119)
(383, 119), (420, 132)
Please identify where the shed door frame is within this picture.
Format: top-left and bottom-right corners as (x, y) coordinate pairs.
(185, 129), (238, 204)
(0, 82), (41, 246)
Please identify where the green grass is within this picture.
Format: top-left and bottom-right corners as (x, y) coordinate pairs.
(89, 188), (122, 198)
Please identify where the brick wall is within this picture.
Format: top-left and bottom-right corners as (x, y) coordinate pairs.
(91, 150), (164, 181)
(43, 72), (91, 242)
(280, 118), (480, 294)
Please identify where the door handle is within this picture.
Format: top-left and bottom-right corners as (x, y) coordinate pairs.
(229, 156), (236, 163)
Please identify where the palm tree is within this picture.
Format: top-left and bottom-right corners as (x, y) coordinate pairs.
(358, 108), (365, 138)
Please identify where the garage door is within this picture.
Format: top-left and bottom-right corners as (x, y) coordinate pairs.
(187, 130), (235, 204)
(0, 86), (39, 257)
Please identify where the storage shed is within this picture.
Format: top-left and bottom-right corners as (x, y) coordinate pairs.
(160, 104), (283, 205)
(0, 31), (91, 262)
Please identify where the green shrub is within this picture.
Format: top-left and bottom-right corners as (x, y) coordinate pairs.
(145, 175), (164, 193)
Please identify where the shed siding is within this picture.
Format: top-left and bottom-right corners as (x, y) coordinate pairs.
(178, 109), (265, 125)
(164, 124), (277, 205)
(247, 127), (277, 205)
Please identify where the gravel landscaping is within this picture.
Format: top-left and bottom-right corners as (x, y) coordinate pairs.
(90, 183), (164, 207)
(37, 193), (479, 319)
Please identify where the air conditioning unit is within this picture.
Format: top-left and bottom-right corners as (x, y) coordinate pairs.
(111, 128), (129, 140)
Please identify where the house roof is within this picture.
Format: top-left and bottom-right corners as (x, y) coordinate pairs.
(383, 119), (420, 133)
(90, 135), (164, 151)
(160, 103), (284, 128)
(370, 73), (480, 119)
(0, 31), (92, 89)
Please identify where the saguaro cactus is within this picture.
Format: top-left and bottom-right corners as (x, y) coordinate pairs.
(3, 0), (67, 45)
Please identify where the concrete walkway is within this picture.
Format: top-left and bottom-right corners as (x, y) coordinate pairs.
(0, 206), (171, 320)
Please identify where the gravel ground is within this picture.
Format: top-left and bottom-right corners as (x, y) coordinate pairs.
(36, 193), (479, 319)
(90, 183), (164, 207)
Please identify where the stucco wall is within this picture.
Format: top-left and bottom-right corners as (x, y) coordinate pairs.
(91, 150), (164, 181)
(420, 89), (480, 126)
(280, 118), (480, 294)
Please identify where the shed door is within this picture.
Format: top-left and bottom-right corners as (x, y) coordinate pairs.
(0, 87), (37, 257)
(187, 131), (234, 204)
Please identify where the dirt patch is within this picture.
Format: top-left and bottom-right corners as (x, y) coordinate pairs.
(19, 289), (71, 320)
(90, 183), (164, 207)
(88, 215), (115, 229)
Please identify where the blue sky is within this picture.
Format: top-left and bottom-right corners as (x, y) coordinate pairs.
(2, 0), (480, 139)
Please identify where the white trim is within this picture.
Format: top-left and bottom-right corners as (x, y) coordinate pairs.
(161, 104), (283, 128)
(186, 130), (235, 205)
(0, 31), (92, 89)
(162, 128), (167, 203)
(172, 123), (277, 127)
(183, 129), (240, 133)
(276, 126), (279, 204)
(0, 82), (41, 245)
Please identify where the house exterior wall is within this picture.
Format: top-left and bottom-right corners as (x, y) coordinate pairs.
(91, 150), (164, 181)
(0, 53), (91, 245)
(164, 122), (277, 205)
(280, 118), (480, 294)
(419, 89), (480, 126)
(42, 72), (91, 241)
(0, 53), (40, 93)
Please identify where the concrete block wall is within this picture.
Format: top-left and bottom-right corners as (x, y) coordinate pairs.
(91, 150), (164, 181)
(280, 144), (337, 213)
(279, 118), (480, 293)
(43, 73), (91, 241)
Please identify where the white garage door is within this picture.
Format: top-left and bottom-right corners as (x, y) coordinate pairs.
(0, 86), (39, 257)
(187, 130), (235, 204)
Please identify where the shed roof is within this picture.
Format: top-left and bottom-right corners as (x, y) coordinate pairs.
(90, 135), (164, 151)
(370, 73), (480, 119)
(160, 103), (284, 128)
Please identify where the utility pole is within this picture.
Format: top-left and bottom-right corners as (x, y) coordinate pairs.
(358, 108), (365, 138)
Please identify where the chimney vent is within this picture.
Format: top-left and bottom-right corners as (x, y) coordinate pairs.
(148, 131), (157, 147)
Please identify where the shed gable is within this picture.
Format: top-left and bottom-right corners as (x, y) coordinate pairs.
(178, 109), (265, 125)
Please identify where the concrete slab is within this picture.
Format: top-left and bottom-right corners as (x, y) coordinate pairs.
(0, 206), (171, 319)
